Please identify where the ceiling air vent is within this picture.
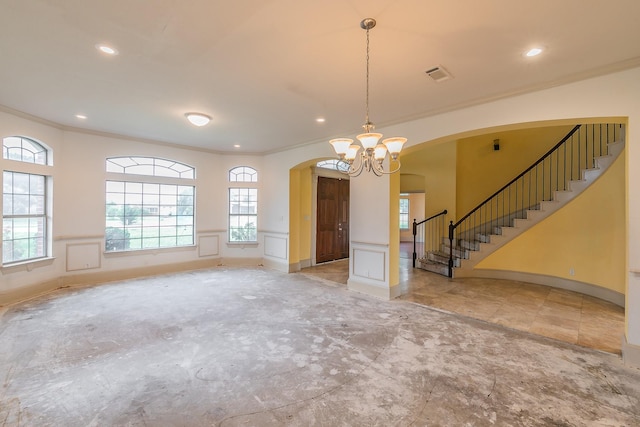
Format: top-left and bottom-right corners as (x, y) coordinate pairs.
(425, 66), (453, 82)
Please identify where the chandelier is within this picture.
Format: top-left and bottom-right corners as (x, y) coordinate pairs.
(329, 18), (407, 177)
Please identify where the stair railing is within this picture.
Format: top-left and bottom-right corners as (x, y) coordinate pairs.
(412, 209), (448, 268)
(448, 123), (623, 277)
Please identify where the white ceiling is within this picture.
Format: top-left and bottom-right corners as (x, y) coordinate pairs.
(2, 0), (640, 154)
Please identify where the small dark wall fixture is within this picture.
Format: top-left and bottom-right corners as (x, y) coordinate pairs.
(493, 139), (500, 151)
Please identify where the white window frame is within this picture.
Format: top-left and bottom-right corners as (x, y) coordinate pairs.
(105, 156), (195, 253)
(2, 136), (52, 266)
(228, 166), (258, 243)
(399, 196), (410, 230)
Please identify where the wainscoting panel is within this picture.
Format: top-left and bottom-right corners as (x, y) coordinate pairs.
(198, 235), (220, 257)
(264, 235), (287, 260)
(66, 242), (101, 272)
(352, 248), (386, 282)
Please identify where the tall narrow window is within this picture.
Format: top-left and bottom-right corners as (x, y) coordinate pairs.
(399, 197), (410, 230)
(228, 166), (258, 242)
(3, 136), (51, 265)
(105, 157), (195, 252)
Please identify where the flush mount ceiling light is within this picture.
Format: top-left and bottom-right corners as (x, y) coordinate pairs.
(96, 44), (119, 55)
(525, 47), (543, 57)
(185, 112), (211, 127)
(329, 18), (406, 177)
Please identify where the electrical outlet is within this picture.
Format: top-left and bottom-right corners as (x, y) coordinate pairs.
(569, 268), (575, 276)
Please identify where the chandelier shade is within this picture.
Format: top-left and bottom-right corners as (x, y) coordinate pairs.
(328, 18), (407, 177)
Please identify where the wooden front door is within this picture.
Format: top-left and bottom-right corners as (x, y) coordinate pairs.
(316, 176), (349, 263)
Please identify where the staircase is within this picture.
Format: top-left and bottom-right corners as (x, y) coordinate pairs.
(415, 123), (625, 278)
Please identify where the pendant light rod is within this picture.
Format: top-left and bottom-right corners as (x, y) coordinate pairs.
(328, 18), (407, 177)
(362, 18), (376, 133)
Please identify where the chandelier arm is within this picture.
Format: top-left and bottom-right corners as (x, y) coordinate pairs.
(336, 159), (351, 174)
(371, 159), (385, 176)
(347, 152), (366, 177)
(349, 161), (365, 177)
(379, 159), (402, 175)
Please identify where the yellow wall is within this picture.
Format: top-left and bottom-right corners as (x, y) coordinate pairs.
(476, 151), (626, 294)
(389, 172), (400, 286)
(400, 140), (457, 220)
(288, 169), (301, 265)
(288, 167), (313, 267)
(400, 174), (425, 193)
(456, 125), (574, 216)
(423, 142), (457, 220)
(299, 167), (312, 263)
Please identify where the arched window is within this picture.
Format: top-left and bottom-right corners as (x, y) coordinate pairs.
(228, 166), (258, 242)
(105, 156), (195, 252)
(3, 136), (48, 165)
(2, 136), (51, 265)
(106, 156), (194, 179)
(229, 166), (258, 183)
(316, 159), (349, 173)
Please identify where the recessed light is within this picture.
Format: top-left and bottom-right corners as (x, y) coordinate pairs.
(233, 144), (241, 148)
(75, 114), (87, 119)
(185, 112), (211, 126)
(316, 117), (326, 123)
(525, 47), (543, 57)
(96, 44), (119, 55)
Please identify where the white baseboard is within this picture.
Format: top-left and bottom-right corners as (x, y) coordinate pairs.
(347, 278), (401, 300)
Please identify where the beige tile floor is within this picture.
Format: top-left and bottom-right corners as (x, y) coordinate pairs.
(300, 257), (625, 355)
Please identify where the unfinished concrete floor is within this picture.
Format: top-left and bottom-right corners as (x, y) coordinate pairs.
(1, 267), (639, 426)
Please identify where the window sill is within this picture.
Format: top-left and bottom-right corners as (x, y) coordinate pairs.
(226, 242), (259, 249)
(104, 245), (196, 257)
(1, 257), (56, 274)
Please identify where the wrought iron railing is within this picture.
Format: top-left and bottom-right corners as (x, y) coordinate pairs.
(447, 123), (623, 277)
(412, 209), (448, 268)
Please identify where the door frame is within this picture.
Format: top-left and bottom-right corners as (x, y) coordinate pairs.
(311, 166), (349, 266)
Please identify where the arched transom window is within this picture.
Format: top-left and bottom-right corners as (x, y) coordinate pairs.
(3, 136), (48, 165)
(229, 166), (258, 183)
(316, 159), (349, 173)
(106, 156), (194, 179)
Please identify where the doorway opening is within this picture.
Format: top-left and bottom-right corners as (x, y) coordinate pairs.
(316, 176), (349, 263)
